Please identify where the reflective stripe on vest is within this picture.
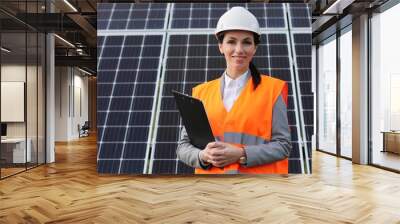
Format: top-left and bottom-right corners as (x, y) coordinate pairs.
(223, 132), (269, 145)
(224, 170), (239, 174)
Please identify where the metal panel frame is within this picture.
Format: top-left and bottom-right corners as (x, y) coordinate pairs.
(148, 33), (172, 174)
(283, 4), (305, 174)
(286, 3), (312, 173)
(143, 33), (167, 174)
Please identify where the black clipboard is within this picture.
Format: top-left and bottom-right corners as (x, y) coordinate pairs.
(172, 90), (215, 149)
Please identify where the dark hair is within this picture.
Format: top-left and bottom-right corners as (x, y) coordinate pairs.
(216, 32), (261, 90)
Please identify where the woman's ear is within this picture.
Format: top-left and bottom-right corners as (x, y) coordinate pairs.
(218, 43), (224, 55)
(254, 45), (258, 54)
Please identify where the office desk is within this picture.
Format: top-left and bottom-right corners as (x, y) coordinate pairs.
(381, 131), (400, 154)
(1, 138), (31, 163)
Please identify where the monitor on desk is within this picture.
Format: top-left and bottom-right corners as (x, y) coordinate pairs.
(1, 123), (7, 139)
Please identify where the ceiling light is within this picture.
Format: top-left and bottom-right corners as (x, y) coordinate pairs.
(78, 67), (93, 76)
(76, 48), (85, 55)
(1, 47), (11, 53)
(54, 34), (75, 48)
(63, 0), (78, 12)
(322, 0), (354, 15)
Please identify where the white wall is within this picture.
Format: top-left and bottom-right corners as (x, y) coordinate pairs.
(1, 65), (28, 138)
(54, 67), (89, 141)
(1, 65), (26, 81)
(1, 63), (45, 164)
(55, 66), (69, 141)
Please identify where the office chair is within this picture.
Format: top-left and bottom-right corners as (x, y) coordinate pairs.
(79, 121), (90, 138)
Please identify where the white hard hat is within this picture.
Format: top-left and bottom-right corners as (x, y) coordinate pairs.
(215, 7), (260, 36)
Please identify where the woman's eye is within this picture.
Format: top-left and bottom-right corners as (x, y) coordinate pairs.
(227, 40), (235, 44)
(243, 41), (252, 45)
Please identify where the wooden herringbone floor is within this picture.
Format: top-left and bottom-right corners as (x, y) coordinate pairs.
(1, 134), (400, 224)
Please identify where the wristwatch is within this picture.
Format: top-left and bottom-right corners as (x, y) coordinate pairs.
(239, 147), (247, 165)
(239, 156), (247, 165)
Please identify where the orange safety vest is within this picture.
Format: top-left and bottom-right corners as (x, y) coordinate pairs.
(192, 74), (289, 174)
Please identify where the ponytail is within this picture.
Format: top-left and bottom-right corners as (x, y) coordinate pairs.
(249, 61), (261, 90)
(250, 33), (261, 90)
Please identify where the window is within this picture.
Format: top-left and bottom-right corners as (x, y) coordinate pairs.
(371, 3), (400, 171)
(318, 36), (337, 154)
(339, 28), (352, 158)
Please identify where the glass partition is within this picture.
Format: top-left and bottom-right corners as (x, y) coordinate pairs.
(0, 0), (46, 179)
(1, 30), (28, 177)
(27, 30), (38, 169)
(339, 28), (352, 158)
(317, 36), (337, 155)
(38, 32), (45, 165)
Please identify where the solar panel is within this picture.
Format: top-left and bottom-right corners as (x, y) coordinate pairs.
(150, 34), (213, 174)
(97, 34), (164, 174)
(170, 3), (285, 29)
(97, 3), (168, 30)
(291, 33), (313, 171)
(97, 3), (312, 174)
(288, 4), (311, 28)
(262, 33), (304, 174)
(287, 4), (312, 172)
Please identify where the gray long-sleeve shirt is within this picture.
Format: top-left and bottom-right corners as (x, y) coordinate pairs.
(176, 94), (292, 170)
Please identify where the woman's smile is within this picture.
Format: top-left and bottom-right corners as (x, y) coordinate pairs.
(233, 55), (246, 63)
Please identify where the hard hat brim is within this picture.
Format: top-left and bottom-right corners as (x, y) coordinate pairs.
(215, 27), (261, 37)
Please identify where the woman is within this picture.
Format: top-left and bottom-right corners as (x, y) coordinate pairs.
(176, 6), (292, 174)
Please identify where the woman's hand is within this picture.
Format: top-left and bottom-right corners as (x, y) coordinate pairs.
(199, 142), (222, 165)
(200, 142), (244, 167)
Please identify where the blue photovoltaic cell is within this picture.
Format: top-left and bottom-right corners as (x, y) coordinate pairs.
(171, 3), (285, 29)
(289, 4), (311, 28)
(97, 3), (312, 174)
(97, 3), (167, 30)
(97, 34), (163, 174)
(293, 33), (313, 169)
